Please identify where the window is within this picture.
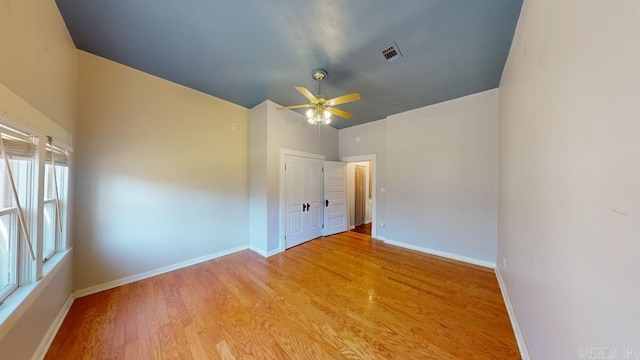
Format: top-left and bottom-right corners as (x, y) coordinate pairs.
(0, 121), (71, 306)
(43, 146), (69, 262)
(0, 203), (19, 302)
(0, 126), (36, 304)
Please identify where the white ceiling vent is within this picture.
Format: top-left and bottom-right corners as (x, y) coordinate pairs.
(381, 42), (402, 62)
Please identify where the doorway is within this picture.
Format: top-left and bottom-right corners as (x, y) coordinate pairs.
(343, 157), (375, 238)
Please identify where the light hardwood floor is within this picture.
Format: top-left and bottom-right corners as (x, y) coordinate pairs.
(46, 232), (519, 359)
(351, 223), (372, 236)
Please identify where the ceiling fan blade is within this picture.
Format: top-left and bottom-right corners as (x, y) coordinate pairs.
(295, 87), (319, 103)
(277, 104), (313, 110)
(326, 107), (353, 119)
(325, 92), (361, 107)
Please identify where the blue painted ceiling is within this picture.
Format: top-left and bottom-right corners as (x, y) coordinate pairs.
(55, 0), (522, 129)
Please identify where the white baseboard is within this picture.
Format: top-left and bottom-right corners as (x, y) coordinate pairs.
(73, 245), (248, 298)
(349, 225), (355, 230)
(495, 268), (530, 360)
(249, 246), (282, 258)
(378, 237), (496, 268)
(33, 294), (74, 360)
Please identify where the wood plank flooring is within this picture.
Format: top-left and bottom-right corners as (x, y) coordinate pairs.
(46, 232), (519, 359)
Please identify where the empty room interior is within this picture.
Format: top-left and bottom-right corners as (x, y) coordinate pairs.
(1, 0), (639, 359)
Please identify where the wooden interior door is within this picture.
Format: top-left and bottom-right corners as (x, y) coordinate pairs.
(354, 165), (366, 227)
(323, 161), (347, 236)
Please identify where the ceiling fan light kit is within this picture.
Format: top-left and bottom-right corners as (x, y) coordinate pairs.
(278, 69), (361, 126)
(306, 108), (332, 125)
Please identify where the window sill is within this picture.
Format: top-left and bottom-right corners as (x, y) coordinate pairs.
(0, 248), (72, 339)
(43, 249), (70, 277)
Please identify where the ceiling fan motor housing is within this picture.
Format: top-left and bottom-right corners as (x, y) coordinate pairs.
(312, 69), (328, 81)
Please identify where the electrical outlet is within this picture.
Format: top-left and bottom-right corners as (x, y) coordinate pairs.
(502, 256), (507, 270)
(380, 222), (385, 228)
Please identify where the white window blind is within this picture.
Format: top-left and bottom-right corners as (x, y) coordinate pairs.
(0, 126), (35, 261)
(45, 144), (70, 166)
(0, 125), (36, 159)
(45, 138), (67, 234)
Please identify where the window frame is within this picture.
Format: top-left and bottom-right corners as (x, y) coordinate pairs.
(0, 136), (36, 304)
(42, 199), (57, 262)
(0, 209), (18, 302)
(42, 162), (69, 263)
(0, 116), (72, 306)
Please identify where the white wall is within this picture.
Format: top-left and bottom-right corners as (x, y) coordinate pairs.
(340, 90), (499, 265)
(248, 101), (339, 254)
(498, 0), (640, 358)
(74, 51), (249, 291)
(248, 103), (268, 253)
(386, 89), (499, 264)
(0, 0), (76, 357)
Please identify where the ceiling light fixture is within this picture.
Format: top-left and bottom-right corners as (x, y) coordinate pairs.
(306, 106), (331, 125)
(278, 69), (361, 126)
(306, 69), (331, 125)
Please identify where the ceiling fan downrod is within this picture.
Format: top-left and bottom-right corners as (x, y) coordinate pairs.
(312, 69), (328, 97)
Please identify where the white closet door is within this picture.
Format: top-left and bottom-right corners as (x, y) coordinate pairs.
(323, 161), (348, 236)
(285, 155), (323, 249)
(285, 156), (305, 248)
(305, 159), (323, 238)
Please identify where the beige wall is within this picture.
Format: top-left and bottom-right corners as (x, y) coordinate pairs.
(74, 51), (249, 291)
(499, 0), (640, 358)
(0, 0), (76, 134)
(0, 1), (76, 358)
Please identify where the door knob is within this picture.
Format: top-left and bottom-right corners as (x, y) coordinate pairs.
(306, 203), (310, 211)
(302, 203), (306, 212)
(325, 199), (329, 207)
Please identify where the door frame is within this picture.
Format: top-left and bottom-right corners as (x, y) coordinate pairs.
(341, 154), (377, 238)
(279, 148), (326, 252)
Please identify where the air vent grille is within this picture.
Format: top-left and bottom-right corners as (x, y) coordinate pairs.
(381, 43), (402, 62)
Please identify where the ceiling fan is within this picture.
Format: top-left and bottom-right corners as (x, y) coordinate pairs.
(277, 69), (361, 125)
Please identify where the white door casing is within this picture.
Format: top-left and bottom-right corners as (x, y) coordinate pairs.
(323, 161), (348, 236)
(284, 155), (323, 249)
(341, 154), (377, 239)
